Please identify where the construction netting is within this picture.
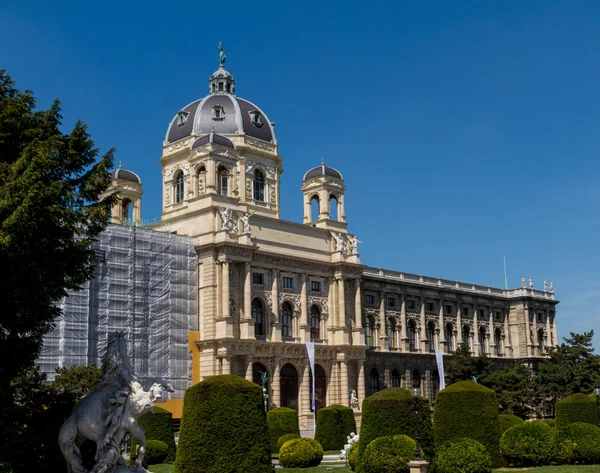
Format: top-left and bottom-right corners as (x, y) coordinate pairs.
(38, 224), (197, 398)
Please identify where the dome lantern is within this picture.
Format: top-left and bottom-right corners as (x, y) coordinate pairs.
(209, 43), (235, 95)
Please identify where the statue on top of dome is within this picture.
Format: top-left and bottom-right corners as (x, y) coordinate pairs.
(218, 42), (226, 66)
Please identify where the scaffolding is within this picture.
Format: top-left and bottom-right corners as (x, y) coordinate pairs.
(38, 224), (198, 398)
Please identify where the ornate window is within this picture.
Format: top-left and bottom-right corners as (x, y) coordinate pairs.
(311, 280), (322, 292)
(212, 104), (225, 120)
(249, 109), (263, 128)
(407, 319), (416, 350)
(494, 328), (502, 356)
(445, 322), (454, 353)
(537, 328), (545, 353)
(386, 318), (397, 349)
(253, 169), (265, 201)
(462, 324), (471, 347)
(412, 369), (421, 388)
(217, 167), (228, 196)
(176, 110), (189, 126)
(282, 302), (293, 338)
(426, 321), (436, 352)
(310, 305), (320, 341)
(391, 369), (401, 388)
(252, 298), (265, 337)
(369, 368), (380, 395)
(365, 316), (372, 347)
(174, 170), (184, 204)
(478, 326), (487, 355)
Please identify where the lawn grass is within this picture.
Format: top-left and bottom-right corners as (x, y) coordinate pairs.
(493, 466), (600, 473)
(148, 464), (174, 473)
(279, 467), (351, 472)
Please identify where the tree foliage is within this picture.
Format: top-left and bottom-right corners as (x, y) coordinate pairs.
(0, 70), (114, 471)
(484, 362), (536, 418)
(446, 343), (493, 384)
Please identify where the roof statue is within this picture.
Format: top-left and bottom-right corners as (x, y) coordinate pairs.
(58, 332), (174, 473)
(218, 42), (226, 66)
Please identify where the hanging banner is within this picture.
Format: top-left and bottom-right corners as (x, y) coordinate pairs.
(306, 342), (316, 411)
(435, 349), (446, 390)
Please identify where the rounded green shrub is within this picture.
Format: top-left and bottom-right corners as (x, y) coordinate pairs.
(433, 381), (501, 467)
(348, 441), (359, 471)
(434, 438), (492, 473)
(267, 407), (299, 452)
(361, 435), (415, 473)
(144, 440), (168, 465)
(558, 422), (600, 464)
(279, 438), (323, 468)
(174, 375), (272, 473)
(500, 420), (554, 466)
(556, 393), (599, 429)
(499, 414), (524, 434)
(358, 387), (433, 470)
(276, 433), (301, 453)
(315, 404), (357, 450)
(131, 406), (177, 462)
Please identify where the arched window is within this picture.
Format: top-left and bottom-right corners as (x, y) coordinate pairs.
(280, 363), (298, 410)
(121, 198), (133, 224)
(462, 324), (471, 347)
(174, 170), (184, 203)
(478, 326), (487, 355)
(310, 195), (320, 222)
(252, 298), (265, 337)
(426, 321), (436, 352)
(386, 318), (396, 349)
(309, 364), (327, 410)
(217, 166), (228, 196)
(329, 194), (338, 220)
(253, 169), (265, 201)
(445, 322), (454, 353)
(310, 305), (320, 341)
(431, 369), (440, 399)
(369, 368), (380, 395)
(365, 315), (372, 347)
(282, 302), (293, 338)
(537, 328), (545, 353)
(412, 369), (421, 389)
(407, 319), (416, 351)
(196, 165), (207, 195)
(494, 328), (502, 356)
(391, 369), (401, 388)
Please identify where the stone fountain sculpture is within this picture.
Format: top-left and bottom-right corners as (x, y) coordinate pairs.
(58, 332), (174, 473)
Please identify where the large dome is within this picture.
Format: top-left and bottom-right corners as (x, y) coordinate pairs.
(165, 64), (275, 145)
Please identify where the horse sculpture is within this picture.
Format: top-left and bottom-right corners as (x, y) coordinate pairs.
(58, 332), (174, 473)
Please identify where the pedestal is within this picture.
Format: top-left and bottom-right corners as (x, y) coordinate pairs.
(408, 459), (429, 473)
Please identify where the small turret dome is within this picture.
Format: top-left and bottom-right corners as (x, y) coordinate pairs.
(110, 163), (142, 184)
(303, 160), (343, 181)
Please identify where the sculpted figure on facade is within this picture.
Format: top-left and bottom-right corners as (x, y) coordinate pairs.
(347, 234), (362, 255)
(529, 277), (534, 290)
(544, 280), (548, 292)
(237, 211), (254, 234)
(58, 332), (173, 473)
(331, 232), (346, 253)
(219, 207), (237, 235)
(550, 281), (554, 293)
(521, 276), (526, 289)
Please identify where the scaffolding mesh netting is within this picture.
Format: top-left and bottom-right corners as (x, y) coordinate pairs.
(38, 224), (197, 398)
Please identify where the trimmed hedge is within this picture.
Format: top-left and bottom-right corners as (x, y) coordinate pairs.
(315, 404), (357, 450)
(174, 375), (272, 473)
(556, 393), (599, 429)
(145, 440), (168, 465)
(267, 407), (299, 452)
(358, 387), (433, 471)
(348, 441), (359, 471)
(279, 438), (323, 468)
(277, 433), (301, 453)
(558, 422), (600, 464)
(434, 438), (492, 473)
(500, 420), (555, 467)
(499, 414), (524, 434)
(433, 381), (501, 467)
(131, 406), (177, 463)
(361, 435), (415, 473)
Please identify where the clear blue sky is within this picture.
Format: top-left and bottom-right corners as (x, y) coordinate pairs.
(2, 1), (599, 349)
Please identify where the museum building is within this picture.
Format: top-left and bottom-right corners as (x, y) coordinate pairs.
(39, 54), (559, 434)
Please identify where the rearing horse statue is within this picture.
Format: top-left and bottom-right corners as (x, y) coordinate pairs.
(58, 332), (174, 473)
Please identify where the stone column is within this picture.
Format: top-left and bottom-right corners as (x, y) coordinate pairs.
(271, 269), (281, 342)
(419, 297), (426, 352)
(524, 305), (532, 356)
(473, 306), (480, 354)
(301, 363), (312, 426)
(400, 293), (408, 351)
(338, 277), (346, 328)
(545, 310), (551, 354)
(300, 274), (309, 342)
(379, 293), (388, 351)
(551, 311), (558, 347)
(222, 356), (231, 375)
(207, 159), (216, 192)
(438, 300), (445, 350)
(354, 279), (363, 328)
(357, 362), (366, 407)
(532, 309), (538, 356)
(222, 259), (230, 318)
(272, 361), (281, 408)
(503, 308), (512, 356)
(243, 262), (252, 319)
(489, 307), (495, 356)
(239, 158), (247, 202)
(340, 358), (349, 406)
(456, 305), (463, 345)
(245, 356), (253, 382)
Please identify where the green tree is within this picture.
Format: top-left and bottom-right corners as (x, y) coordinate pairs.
(50, 365), (102, 398)
(445, 343), (493, 384)
(535, 331), (600, 416)
(0, 70), (115, 471)
(484, 362), (535, 418)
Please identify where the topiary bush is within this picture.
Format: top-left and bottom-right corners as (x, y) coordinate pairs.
(358, 387), (432, 471)
(144, 440), (168, 465)
(433, 381), (501, 467)
(315, 404), (357, 451)
(348, 441), (359, 471)
(276, 433), (301, 453)
(279, 438), (323, 468)
(361, 435), (415, 473)
(500, 420), (555, 467)
(174, 374), (272, 473)
(556, 393), (599, 429)
(131, 406), (177, 462)
(267, 407), (299, 452)
(499, 414), (525, 434)
(558, 422), (600, 464)
(434, 438), (492, 473)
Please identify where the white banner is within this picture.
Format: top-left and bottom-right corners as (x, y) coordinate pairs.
(306, 342), (315, 411)
(435, 349), (446, 391)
